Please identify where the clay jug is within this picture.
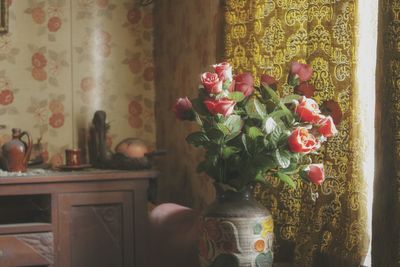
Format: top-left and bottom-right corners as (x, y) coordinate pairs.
(2, 128), (32, 172)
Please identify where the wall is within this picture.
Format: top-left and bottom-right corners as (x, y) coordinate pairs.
(154, 0), (224, 209)
(0, 0), (155, 165)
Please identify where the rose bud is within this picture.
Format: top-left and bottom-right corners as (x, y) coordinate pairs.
(200, 72), (223, 95)
(213, 62), (232, 82)
(295, 96), (322, 123)
(173, 97), (195, 121)
(203, 98), (236, 117)
(261, 74), (278, 90)
(291, 62), (313, 82)
(317, 115), (338, 137)
(294, 82), (315, 98)
(234, 73), (254, 97)
(304, 164), (325, 185)
(288, 127), (320, 153)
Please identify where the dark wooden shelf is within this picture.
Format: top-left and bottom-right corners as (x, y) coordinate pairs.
(0, 222), (52, 234)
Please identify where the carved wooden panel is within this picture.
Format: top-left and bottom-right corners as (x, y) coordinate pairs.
(0, 232), (53, 266)
(57, 191), (134, 267)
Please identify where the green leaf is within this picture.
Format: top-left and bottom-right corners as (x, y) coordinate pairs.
(228, 91), (245, 102)
(186, 132), (209, 147)
(269, 110), (291, 121)
(207, 128), (225, 144)
(260, 84), (280, 103)
(281, 94), (302, 104)
(216, 123), (230, 135)
(241, 134), (249, 153)
(248, 127), (264, 139)
(276, 172), (296, 189)
(245, 97), (266, 119)
(222, 146), (240, 159)
(281, 163), (299, 175)
(274, 149), (291, 168)
(269, 127), (282, 145)
(223, 114), (242, 134)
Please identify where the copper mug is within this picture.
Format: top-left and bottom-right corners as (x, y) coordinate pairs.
(65, 148), (81, 166)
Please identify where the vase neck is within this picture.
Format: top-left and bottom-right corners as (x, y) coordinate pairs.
(217, 188), (253, 202)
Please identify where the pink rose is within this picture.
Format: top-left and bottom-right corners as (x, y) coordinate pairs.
(317, 116), (338, 137)
(213, 62), (232, 82)
(49, 113), (65, 128)
(305, 164), (325, 185)
(31, 7), (45, 24)
(201, 72), (223, 94)
(260, 74), (277, 90)
(0, 89), (13, 105)
(32, 52), (47, 68)
(234, 73), (254, 97)
(203, 98), (236, 117)
(295, 96), (322, 123)
(47, 16), (62, 32)
(291, 62), (313, 82)
(173, 97), (195, 121)
(288, 127), (320, 154)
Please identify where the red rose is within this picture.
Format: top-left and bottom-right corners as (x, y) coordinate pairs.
(234, 73), (254, 97)
(128, 115), (143, 128)
(305, 164), (325, 185)
(32, 67), (47, 81)
(288, 127), (320, 153)
(143, 67), (155, 81)
(317, 116), (338, 137)
(295, 96), (322, 123)
(47, 16), (62, 32)
(213, 62), (232, 82)
(260, 74), (277, 90)
(49, 113), (65, 128)
(173, 97), (195, 121)
(203, 98), (236, 117)
(127, 8), (142, 24)
(32, 52), (47, 68)
(128, 100), (143, 116)
(201, 72), (222, 94)
(294, 82), (315, 98)
(291, 62), (313, 82)
(0, 89), (13, 105)
(142, 12), (153, 29)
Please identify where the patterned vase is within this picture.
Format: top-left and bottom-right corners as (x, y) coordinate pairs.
(198, 188), (274, 267)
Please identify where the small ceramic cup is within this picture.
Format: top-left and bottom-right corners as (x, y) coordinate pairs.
(65, 148), (81, 166)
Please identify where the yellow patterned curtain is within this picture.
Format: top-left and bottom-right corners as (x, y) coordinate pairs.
(224, 0), (368, 266)
(373, 0), (400, 266)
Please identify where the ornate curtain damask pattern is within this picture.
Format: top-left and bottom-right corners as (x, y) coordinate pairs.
(374, 0), (400, 266)
(224, 0), (368, 266)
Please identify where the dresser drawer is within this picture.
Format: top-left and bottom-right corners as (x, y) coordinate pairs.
(0, 232), (53, 267)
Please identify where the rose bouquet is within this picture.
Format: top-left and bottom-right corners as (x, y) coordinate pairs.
(173, 62), (337, 191)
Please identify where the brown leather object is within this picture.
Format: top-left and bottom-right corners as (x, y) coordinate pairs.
(148, 203), (200, 267)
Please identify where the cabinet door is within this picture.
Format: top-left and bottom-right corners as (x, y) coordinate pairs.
(57, 191), (134, 267)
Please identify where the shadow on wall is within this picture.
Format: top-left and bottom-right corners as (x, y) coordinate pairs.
(152, 0), (225, 210)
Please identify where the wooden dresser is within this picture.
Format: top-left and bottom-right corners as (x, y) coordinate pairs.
(0, 169), (157, 267)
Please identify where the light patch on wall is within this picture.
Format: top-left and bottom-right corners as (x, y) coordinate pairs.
(356, 0), (378, 265)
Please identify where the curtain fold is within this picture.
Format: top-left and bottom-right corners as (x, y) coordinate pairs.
(373, 0), (400, 266)
(224, 1), (368, 266)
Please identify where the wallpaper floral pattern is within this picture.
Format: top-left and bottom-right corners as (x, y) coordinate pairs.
(0, 0), (155, 166)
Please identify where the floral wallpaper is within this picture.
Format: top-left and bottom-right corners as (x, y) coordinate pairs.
(0, 0), (155, 166)
(154, 0), (224, 209)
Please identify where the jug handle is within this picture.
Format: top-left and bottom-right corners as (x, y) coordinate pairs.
(20, 131), (32, 165)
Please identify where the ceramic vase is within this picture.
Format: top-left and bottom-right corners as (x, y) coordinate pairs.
(198, 188), (274, 267)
